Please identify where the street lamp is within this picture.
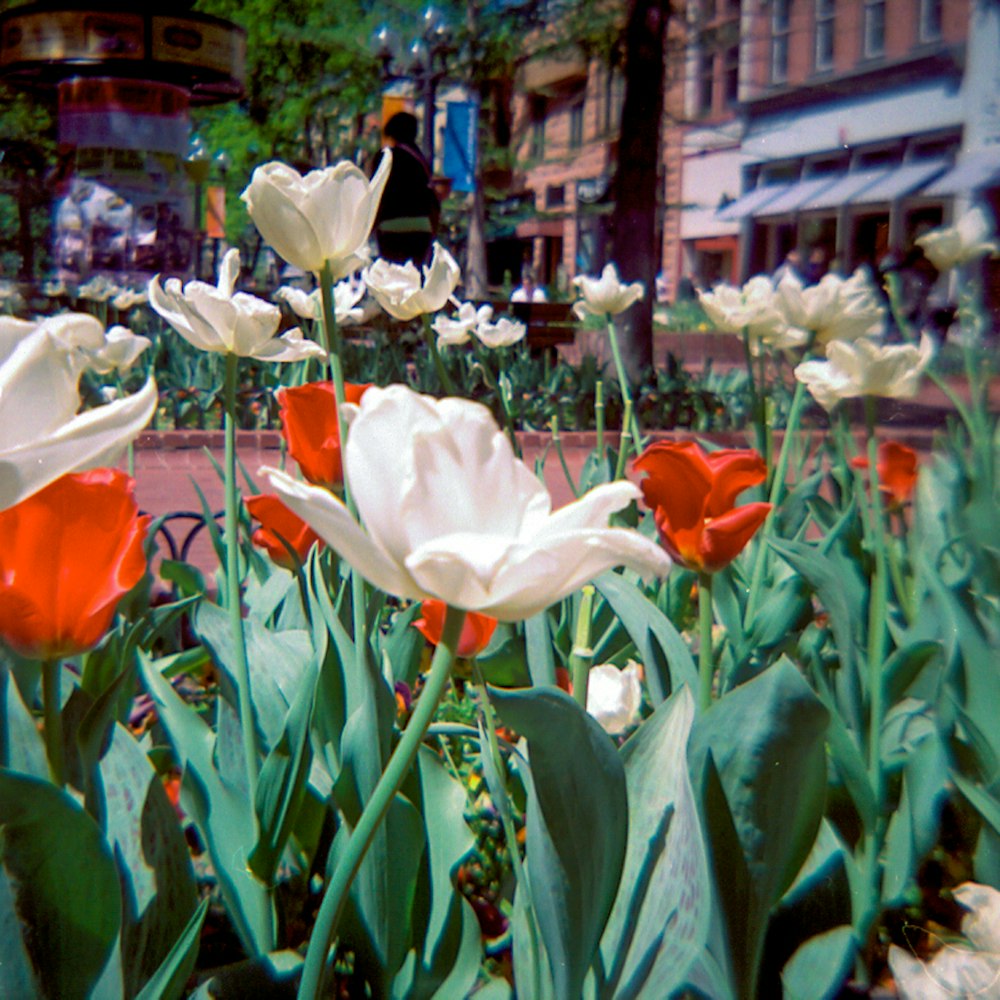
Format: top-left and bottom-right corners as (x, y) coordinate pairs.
(183, 133), (209, 278)
(373, 6), (453, 166)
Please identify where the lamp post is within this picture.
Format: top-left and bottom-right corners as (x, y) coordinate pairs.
(184, 134), (209, 278)
(373, 6), (453, 167)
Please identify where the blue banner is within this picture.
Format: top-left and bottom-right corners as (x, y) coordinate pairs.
(443, 100), (478, 193)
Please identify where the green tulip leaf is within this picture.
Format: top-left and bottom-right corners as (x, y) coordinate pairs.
(138, 651), (274, 956)
(492, 685), (628, 1000)
(594, 569), (697, 703)
(391, 748), (482, 1000)
(0, 771), (122, 1000)
(135, 899), (209, 1000)
(689, 658), (829, 997)
(781, 925), (856, 1000)
(0, 665), (47, 779)
(599, 686), (712, 999)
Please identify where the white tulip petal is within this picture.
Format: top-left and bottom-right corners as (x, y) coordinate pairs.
(0, 325), (83, 442)
(251, 328), (326, 362)
(263, 467), (421, 598)
(0, 317), (37, 364)
(0, 377), (157, 509)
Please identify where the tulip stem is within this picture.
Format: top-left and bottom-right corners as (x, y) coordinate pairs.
(745, 375), (809, 625)
(471, 336), (520, 457)
(422, 316), (458, 396)
(862, 398), (888, 809)
(742, 327), (766, 459)
(472, 661), (541, 1000)
(595, 380), (605, 455)
(319, 261), (372, 780)
(604, 315), (644, 455)
(613, 399), (634, 482)
(697, 572), (715, 712)
(569, 585), (597, 710)
(41, 659), (64, 787)
(297, 605), (465, 1000)
(223, 352), (258, 800)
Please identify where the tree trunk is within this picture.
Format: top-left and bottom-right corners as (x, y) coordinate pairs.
(464, 0), (489, 299)
(611, 0), (668, 378)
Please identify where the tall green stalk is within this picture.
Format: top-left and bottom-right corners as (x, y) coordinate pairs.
(697, 572), (715, 712)
(422, 315), (458, 395)
(297, 606), (466, 1000)
(604, 315), (644, 456)
(471, 337), (520, 457)
(42, 659), (64, 787)
(223, 352), (258, 800)
(568, 586), (596, 710)
(318, 263), (371, 758)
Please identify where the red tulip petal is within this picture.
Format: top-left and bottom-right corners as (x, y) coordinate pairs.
(246, 493), (321, 568)
(277, 381), (369, 488)
(0, 470), (149, 659)
(704, 449), (768, 516)
(634, 441), (712, 532)
(414, 599), (497, 658)
(877, 441), (918, 505)
(699, 502), (773, 572)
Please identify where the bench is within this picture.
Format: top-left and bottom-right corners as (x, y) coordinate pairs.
(487, 299), (578, 351)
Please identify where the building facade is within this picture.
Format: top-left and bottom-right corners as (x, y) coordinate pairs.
(500, 0), (1000, 302)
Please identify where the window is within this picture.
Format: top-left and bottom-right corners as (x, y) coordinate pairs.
(814, 0), (835, 70)
(601, 65), (624, 134)
(919, 0), (942, 40)
(546, 185), (565, 208)
(530, 95), (546, 159)
(771, 0), (791, 82)
(697, 48), (715, 113)
(724, 43), (740, 103)
(863, 0), (885, 56)
(569, 100), (584, 149)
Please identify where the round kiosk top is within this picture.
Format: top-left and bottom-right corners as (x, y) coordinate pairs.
(0, 4), (245, 105)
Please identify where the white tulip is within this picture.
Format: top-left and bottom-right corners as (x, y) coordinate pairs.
(0, 317), (38, 365)
(111, 288), (148, 311)
(699, 276), (806, 353)
(572, 263), (644, 319)
(241, 155), (391, 277)
(586, 662), (643, 735)
(0, 319), (157, 509)
(889, 882), (1000, 1000)
(149, 248), (325, 362)
(262, 384), (671, 620)
(776, 269), (885, 345)
(85, 325), (151, 375)
(275, 280), (365, 326)
(475, 315), (527, 348)
(793, 334), (934, 411)
(432, 302), (492, 347)
(916, 205), (1000, 272)
(364, 243), (461, 321)
(76, 275), (121, 302)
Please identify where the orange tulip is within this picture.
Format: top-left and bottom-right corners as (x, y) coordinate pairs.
(413, 599), (497, 658)
(850, 441), (918, 508)
(634, 441), (773, 573)
(245, 493), (322, 569)
(277, 381), (370, 488)
(0, 469), (150, 659)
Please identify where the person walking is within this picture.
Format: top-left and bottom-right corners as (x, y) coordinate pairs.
(372, 112), (440, 266)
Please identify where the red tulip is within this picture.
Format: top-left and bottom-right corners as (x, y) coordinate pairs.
(850, 441), (918, 508)
(0, 469), (150, 659)
(413, 599), (498, 658)
(634, 441), (773, 573)
(245, 493), (322, 569)
(277, 381), (370, 488)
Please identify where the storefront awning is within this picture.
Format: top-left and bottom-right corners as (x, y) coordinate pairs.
(754, 176), (841, 216)
(923, 148), (1000, 195)
(799, 167), (889, 211)
(716, 183), (793, 221)
(851, 158), (948, 204)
